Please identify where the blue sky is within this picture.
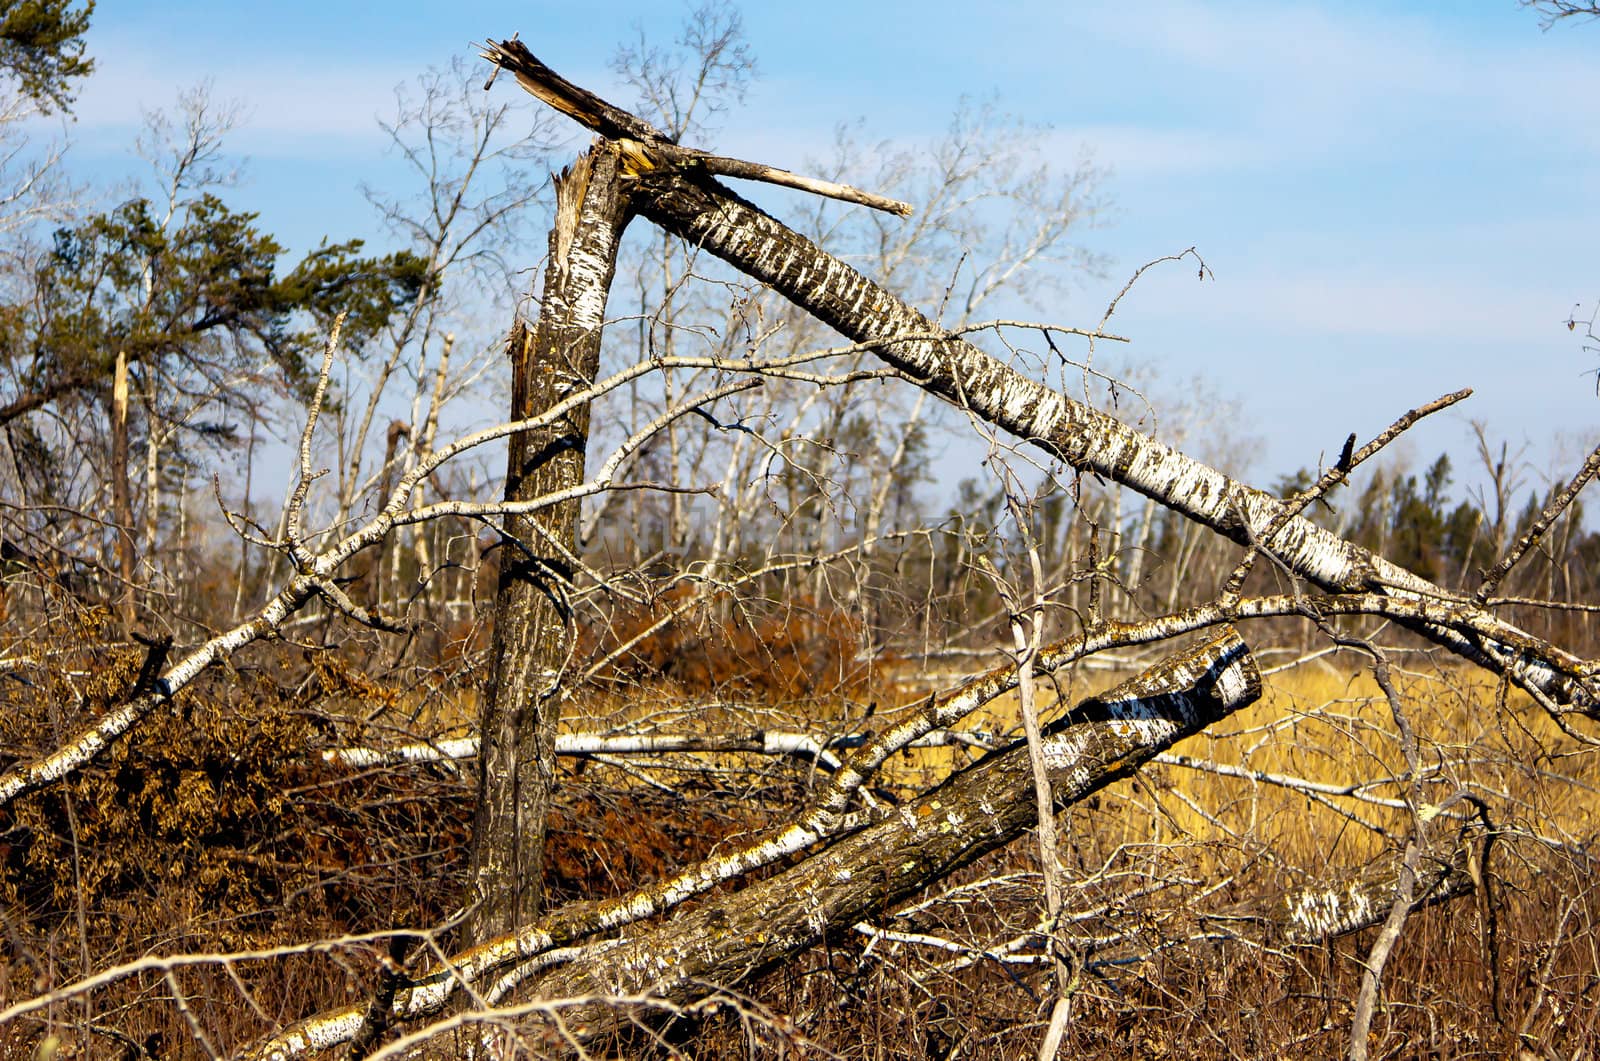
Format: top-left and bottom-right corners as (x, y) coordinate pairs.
(42, 1), (1600, 501)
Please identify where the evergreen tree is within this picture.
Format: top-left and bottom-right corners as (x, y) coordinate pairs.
(0, 0), (93, 113)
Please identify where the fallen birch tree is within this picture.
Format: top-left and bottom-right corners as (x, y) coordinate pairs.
(225, 29), (1596, 1040)
(248, 628), (1262, 1057)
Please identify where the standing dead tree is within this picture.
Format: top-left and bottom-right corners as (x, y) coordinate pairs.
(466, 143), (633, 947)
(462, 40), (923, 953)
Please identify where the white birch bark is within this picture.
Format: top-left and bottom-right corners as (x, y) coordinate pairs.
(631, 169), (1597, 718)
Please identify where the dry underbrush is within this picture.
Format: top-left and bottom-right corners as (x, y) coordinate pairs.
(2, 608), (1599, 1058)
(617, 651), (1600, 1059)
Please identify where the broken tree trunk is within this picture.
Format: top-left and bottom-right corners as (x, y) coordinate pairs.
(474, 41), (1597, 719)
(467, 142), (634, 946)
(111, 349), (135, 631)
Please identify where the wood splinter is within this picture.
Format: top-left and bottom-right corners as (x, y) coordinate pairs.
(478, 37), (915, 217)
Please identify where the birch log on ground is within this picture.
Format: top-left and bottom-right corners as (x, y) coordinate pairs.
(528, 633), (1261, 1005)
(242, 629), (1260, 1059)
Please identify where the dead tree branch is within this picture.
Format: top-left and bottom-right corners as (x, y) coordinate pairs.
(479, 39), (914, 215)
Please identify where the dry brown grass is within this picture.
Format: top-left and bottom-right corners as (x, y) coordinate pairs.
(681, 651), (1600, 1060)
(4, 618), (1600, 1059)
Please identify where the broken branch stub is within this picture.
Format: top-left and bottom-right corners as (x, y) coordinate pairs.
(479, 38), (668, 144)
(481, 38), (914, 216)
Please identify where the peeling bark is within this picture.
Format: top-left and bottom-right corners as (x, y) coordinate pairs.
(1209, 830), (1479, 945)
(467, 143), (633, 946)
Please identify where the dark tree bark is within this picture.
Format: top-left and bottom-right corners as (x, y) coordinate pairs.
(466, 143), (634, 946)
(242, 630), (1261, 1059)
(527, 632), (1259, 1009)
